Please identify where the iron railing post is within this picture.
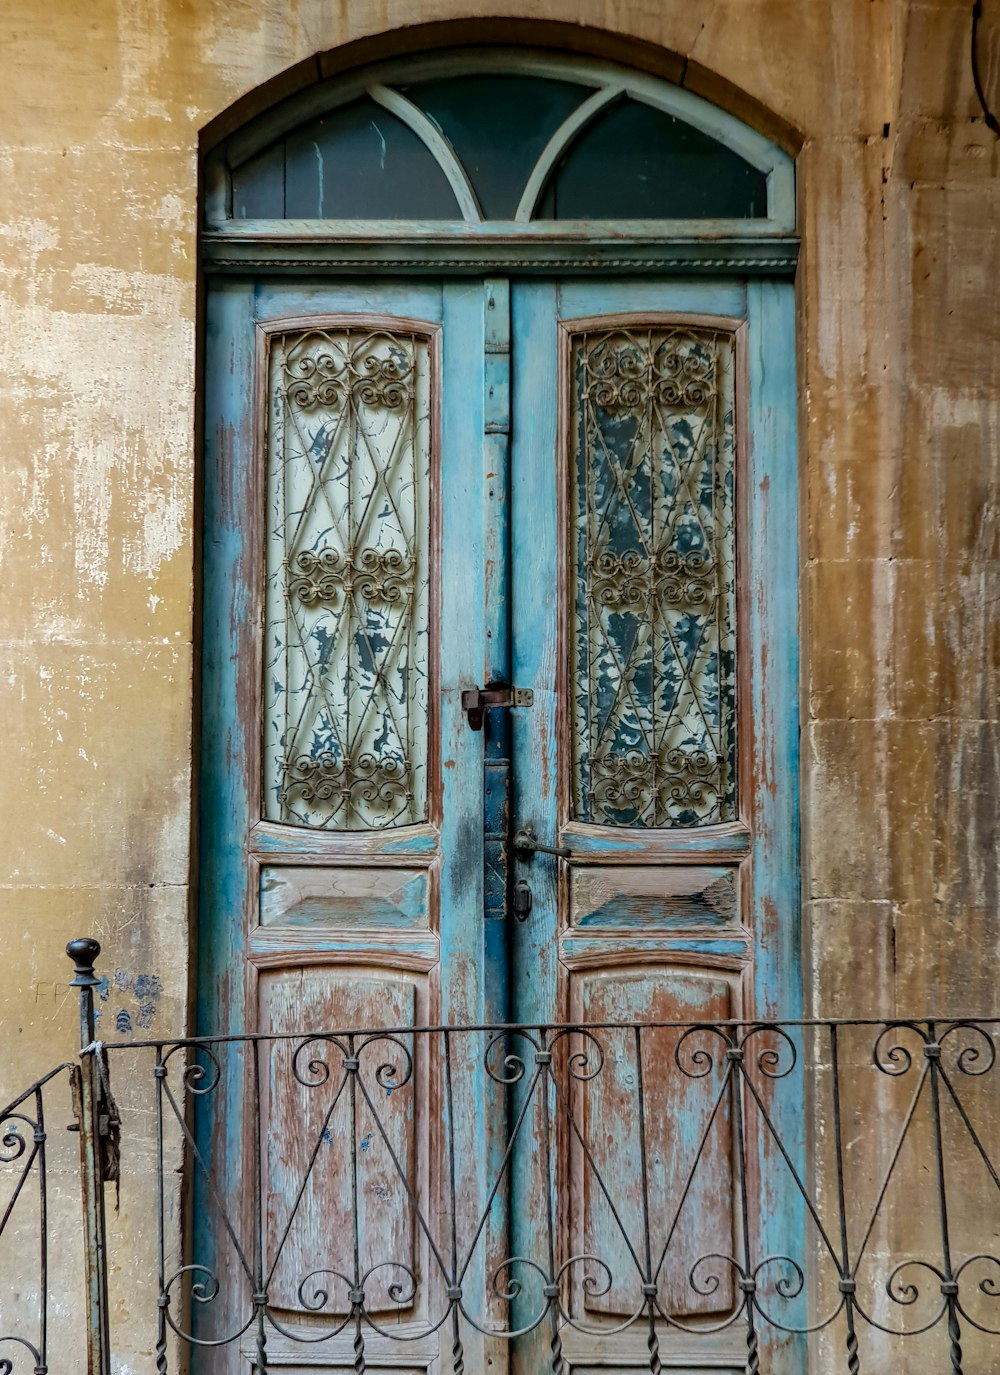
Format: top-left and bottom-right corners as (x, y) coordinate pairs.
(67, 937), (112, 1375)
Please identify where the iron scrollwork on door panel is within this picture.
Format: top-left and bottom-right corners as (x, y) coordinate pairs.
(570, 326), (737, 829)
(263, 327), (432, 831)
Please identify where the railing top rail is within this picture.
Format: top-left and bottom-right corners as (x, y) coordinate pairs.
(0, 1061), (75, 1119)
(87, 1015), (1000, 1054)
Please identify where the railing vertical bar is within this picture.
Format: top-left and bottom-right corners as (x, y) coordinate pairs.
(347, 1033), (366, 1374)
(154, 1046), (167, 1374)
(540, 1030), (564, 1375)
(728, 1037), (759, 1375)
(830, 1024), (860, 1375)
(633, 1026), (661, 1374)
(252, 1037), (268, 1374)
(444, 1030), (465, 1373)
(67, 938), (112, 1375)
(926, 1021), (963, 1375)
(34, 1084), (48, 1375)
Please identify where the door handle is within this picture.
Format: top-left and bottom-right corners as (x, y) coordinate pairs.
(513, 826), (572, 860)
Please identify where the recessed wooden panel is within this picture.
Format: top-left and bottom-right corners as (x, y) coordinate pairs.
(271, 1366), (428, 1374)
(572, 969), (736, 1320)
(570, 865), (738, 930)
(260, 865), (429, 930)
(259, 968), (421, 1318)
(567, 1366), (742, 1375)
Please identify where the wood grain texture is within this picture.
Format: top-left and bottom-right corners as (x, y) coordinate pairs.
(259, 968), (421, 1317)
(574, 970), (736, 1319)
(259, 866), (430, 930)
(570, 865), (740, 930)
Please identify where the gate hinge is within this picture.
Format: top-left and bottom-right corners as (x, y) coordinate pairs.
(461, 685), (534, 731)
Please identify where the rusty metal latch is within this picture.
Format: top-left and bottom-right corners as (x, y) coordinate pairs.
(70, 1049), (122, 1187)
(461, 685), (533, 731)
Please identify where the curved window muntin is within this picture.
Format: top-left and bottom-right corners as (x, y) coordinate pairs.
(205, 48), (795, 239)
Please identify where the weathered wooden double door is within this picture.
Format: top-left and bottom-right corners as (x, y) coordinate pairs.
(199, 272), (799, 1372)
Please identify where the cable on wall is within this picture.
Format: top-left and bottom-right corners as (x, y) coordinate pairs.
(972, 0), (1000, 134)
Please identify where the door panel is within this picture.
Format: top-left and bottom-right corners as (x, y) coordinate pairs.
(508, 279), (799, 1373)
(259, 968), (419, 1317)
(258, 865), (431, 929)
(568, 864), (740, 930)
(576, 970), (736, 1320)
(200, 278), (499, 1373)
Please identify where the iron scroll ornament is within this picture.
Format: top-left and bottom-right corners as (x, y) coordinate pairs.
(570, 326), (738, 830)
(264, 326), (431, 832)
(125, 1017), (1000, 1374)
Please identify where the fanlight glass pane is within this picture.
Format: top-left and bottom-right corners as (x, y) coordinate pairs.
(538, 97), (768, 220)
(570, 325), (737, 828)
(233, 98), (462, 219)
(263, 326), (432, 830)
(400, 74), (587, 218)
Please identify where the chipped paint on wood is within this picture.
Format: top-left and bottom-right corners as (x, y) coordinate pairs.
(259, 866), (430, 930)
(570, 865), (740, 929)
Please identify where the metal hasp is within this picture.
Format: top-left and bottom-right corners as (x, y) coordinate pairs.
(67, 937), (114, 1375)
(513, 827), (572, 860)
(461, 684), (534, 730)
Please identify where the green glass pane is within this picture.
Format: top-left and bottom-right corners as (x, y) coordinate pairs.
(233, 97), (462, 220)
(232, 140), (285, 218)
(540, 97), (768, 220)
(402, 74), (588, 219)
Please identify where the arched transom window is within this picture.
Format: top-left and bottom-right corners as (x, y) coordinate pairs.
(203, 50), (795, 271)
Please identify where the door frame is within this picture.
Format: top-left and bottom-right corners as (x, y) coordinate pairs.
(195, 40), (803, 1374)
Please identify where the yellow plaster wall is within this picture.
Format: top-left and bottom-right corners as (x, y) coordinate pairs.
(0, 0), (997, 1368)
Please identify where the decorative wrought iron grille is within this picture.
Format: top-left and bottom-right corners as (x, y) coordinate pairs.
(6, 944), (1000, 1374)
(569, 325), (737, 829)
(122, 1018), (1000, 1373)
(0, 1062), (75, 1375)
(263, 326), (432, 830)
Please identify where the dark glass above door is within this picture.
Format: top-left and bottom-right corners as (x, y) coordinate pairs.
(211, 49), (795, 242)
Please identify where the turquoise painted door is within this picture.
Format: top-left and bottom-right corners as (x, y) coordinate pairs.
(200, 276), (509, 1374)
(505, 278), (801, 1373)
(199, 273), (800, 1374)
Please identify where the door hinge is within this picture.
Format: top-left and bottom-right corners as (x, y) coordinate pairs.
(461, 685), (533, 731)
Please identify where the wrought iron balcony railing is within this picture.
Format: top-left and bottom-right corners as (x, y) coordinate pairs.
(2, 942), (1000, 1374)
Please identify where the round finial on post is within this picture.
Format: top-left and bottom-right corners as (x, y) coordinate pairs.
(67, 937), (102, 988)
